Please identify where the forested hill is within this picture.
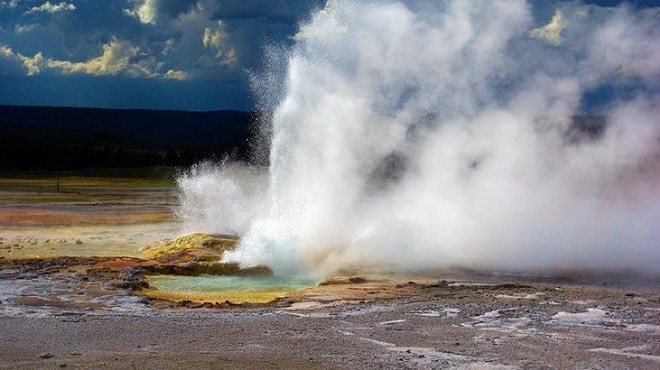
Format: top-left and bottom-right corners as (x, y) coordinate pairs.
(0, 105), (254, 171)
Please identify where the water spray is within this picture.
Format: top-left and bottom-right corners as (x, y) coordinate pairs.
(179, 0), (660, 276)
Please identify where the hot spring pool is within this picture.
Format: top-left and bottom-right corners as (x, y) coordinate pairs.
(142, 275), (319, 304)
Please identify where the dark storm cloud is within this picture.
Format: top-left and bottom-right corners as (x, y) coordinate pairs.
(0, 0), (322, 109)
(0, 0), (656, 110)
(0, 0), (322, 76)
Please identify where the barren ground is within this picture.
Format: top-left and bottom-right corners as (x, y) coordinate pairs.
(0, 174), (658, 369)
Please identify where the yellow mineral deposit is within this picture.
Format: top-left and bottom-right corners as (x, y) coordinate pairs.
(140, 233), (238, 261)
(135, 233), (315, 304)
(139, 275), (318, 304)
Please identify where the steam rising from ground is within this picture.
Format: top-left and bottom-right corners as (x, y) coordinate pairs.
(178, 0), (660, 276)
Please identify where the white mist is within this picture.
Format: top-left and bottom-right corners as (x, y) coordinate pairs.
(179, 0), (660, 276)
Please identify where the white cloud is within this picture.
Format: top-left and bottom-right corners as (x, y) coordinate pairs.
(0, 39), (199, 79)
(1, 0), (23, 8)
(14, 24), (38, 33)
(165, 69), (189, 80)
(124, 0), (159, 25)
(46, 39), (151, 77)
(165, 4), (239, 74)
(1, 0), (315, 84)
(25, 1), (76, 14)
(120, 1), (238, 74)
(203, 25), (224, 49)
(220, 48), (237, 65)
(0, 44), (44, 75)
(529, 9), (565, 46)
(21, 51), (43, 75)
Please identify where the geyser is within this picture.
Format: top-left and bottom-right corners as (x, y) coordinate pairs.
(179, 0), (660, 276)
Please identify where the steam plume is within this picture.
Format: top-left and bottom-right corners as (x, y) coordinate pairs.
(179, 0), (660, 276)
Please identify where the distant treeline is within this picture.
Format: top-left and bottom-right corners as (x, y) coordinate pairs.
(0, 105), (256, 171)
(0, 104), (606, 172)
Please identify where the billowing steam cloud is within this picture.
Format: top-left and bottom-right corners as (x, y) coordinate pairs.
(179, 0), (660, 276)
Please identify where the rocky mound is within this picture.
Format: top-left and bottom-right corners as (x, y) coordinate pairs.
(138, 233), (272, 278)
(141, 233), (238, 263)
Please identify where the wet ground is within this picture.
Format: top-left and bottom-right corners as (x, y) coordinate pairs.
(1, 267), (658, 369)
(0, 173), (658, 369)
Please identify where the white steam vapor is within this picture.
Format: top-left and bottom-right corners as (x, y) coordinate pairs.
(177, 161), (268, 236)
(178, 0), (660, 276)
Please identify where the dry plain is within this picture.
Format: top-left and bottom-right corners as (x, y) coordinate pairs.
(0, 172), (658, 369)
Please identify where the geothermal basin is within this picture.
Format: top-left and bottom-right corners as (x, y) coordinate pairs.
(0, 172), (658, 369)
(2, 0), (660, 367)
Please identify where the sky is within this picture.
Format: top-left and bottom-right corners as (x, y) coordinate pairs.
(0, 0), (324, 110)
(0, 0), (657, 111)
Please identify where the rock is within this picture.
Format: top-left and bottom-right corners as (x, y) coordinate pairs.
(424, 280), (450, 288)
(119, 266), (145, 281)
(135, 297), (150, 305)
(75, 239), (83, 245)
(107, 280), (150, 290)
(141, 233), (238, 263)
(236, 265), (273, 277)
(40, 352), (55, 359)
(491, 283), (532, 290)
(142, 260), (272, 277)
(175, 300), (202, 308)
(82, 234), (275, 285)
(319, 276), (368, 286)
